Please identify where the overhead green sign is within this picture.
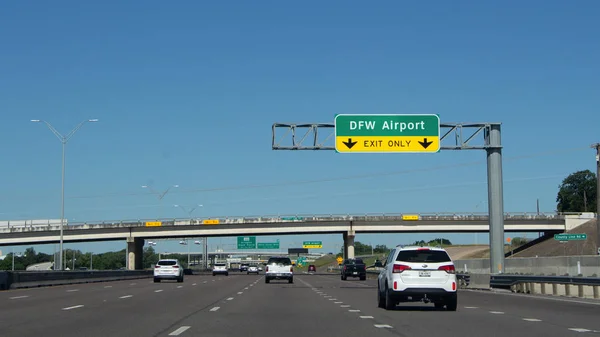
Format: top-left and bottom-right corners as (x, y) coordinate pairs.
(257, 242), (280, 249)
(237, 236), (256, 249)
(303, 241), (322, 249)
(334, 114), (440, 153)
(554, 233), (587, 241)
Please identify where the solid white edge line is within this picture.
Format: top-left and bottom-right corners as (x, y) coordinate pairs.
(62, 305), (84, 310)
(168, 326), (191, 336)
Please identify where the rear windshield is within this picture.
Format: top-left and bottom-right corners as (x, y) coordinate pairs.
(344, 259), (364, 264)
(396, 250), (451, 263)
(267, 257), (291, 265)
(214, 263), (226, 267)
(158, 260), (177, 266)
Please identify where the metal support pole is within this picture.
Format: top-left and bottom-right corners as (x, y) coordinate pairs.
(59, 141), (66, 272)
(593, 143), (600, 255)
(486, 124), (505, 274)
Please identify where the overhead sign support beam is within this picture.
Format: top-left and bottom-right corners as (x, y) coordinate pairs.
(271, 118), (505, 274)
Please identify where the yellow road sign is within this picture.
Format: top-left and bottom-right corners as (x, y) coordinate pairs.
(335, 136), (439, 153)
(203, 219), (220, 225)
(402, 214), (420, 221)
(302, 244), (322, 249)
(145, 221), (162, 227)
(336, 256), (343, 264)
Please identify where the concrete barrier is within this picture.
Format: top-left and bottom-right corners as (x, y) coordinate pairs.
(510, 281), (600, 300)
(1, 270), (153, 290)
(455, 255), (600, 276)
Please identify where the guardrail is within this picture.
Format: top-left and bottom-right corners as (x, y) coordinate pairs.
(0, 270), (153, 290)
(0, 211), (573, 229)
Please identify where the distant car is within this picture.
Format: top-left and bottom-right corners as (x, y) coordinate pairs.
(265, 256), (293, 284)
(341, 258), (367, 281)
(212, 263), (229, 276)
(308, 265), (316, 272)
(247, 265), (259, 274)
(240, 263), (249, 272)
(154, 259), (184, 283)
(377, 246), (457, 311)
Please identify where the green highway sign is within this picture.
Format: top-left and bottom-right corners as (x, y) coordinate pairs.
(554, 233), (587, 241)
(303, 241), (322, 249)
(237, 236), (257, 249)
(257, 242), (280, 249)
(334, 114), (440, 153)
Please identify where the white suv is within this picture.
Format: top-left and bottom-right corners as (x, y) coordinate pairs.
(154, 259), (184, 283)
(265, 257), (293, 284)
(377, 246), (457, 311)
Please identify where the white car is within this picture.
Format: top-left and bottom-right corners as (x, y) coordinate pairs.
(154, 259), (184, 283)
(247, 265), (259, 274)
(377, 246), (457, 311)
(212, 263), (229, 276)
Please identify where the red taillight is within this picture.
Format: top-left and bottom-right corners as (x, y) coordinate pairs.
(417, 248), (430, 251)
(392, 264), (411, 273)
(393, 281), (397, 289)
(154, 265), (160, 268)
(452, 282), (456, 290)
(343, 266), (347, 271)
(266, 266), (269, 272)
(290, 266), (293, 272)
(438, 265), (455, 273)
(172, 265), (179, 269)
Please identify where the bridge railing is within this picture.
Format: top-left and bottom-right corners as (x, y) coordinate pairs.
(0, 211), (577, 230)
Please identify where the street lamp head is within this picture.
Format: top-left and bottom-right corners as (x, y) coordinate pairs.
(30, 119), (41, 122)
(88, 119), (99, 122)
(173, 185), (179, 188)
(174, 204), (180, 207)
(141, 185), (148, 188)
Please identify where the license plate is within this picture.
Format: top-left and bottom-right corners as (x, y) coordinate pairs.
(353, 272), (358, 275)
(419, 271), (431, 277)
(276, 273), (282, 276)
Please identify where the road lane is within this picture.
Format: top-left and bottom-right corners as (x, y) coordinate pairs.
(169, 275), (405, 337)
(0, 274), (258, 337)
(307, 274), (600, 336)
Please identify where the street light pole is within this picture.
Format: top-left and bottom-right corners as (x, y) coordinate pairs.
(142, 184), (179, 200)
(31, 118), (98, 271)
(592, 143), (600, 255)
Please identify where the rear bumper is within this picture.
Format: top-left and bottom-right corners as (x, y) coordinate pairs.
(343, 271), (366, 277)
(266, 273), (293, 280)
(389, 288), (457, 302)
(154, 274), (180, 279)
(213, 270), (229, 274)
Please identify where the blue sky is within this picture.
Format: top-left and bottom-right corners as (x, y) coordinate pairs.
(1, 0), (599, 256)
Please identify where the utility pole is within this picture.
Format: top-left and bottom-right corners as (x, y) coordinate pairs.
(593, 143), (600, 255)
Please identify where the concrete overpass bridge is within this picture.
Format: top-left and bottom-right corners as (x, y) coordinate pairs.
(0, 212), (589, 270)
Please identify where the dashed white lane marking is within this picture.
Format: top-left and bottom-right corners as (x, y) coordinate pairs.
(568, 328), (592, 332)
(168, 326), (191, 336)
(341, 305), (351, 308)
(227, 297), (234, 301)
(349, 309), (361, 312)
(464, 306), (478, 309)
(66, 289), (79, 292)
(9, 295), (29, 300)
(104, 286), (112, 288)
(360, 316), (374, 319)
(192, 283), (197, 286)
(177, 286), (183, 288)
(374, 324), (393, 328)
(203, 281), (207, 283)
(489, 311), (504, 314)
(245, 287), (249, 290)
(62, 305), (84, 311)
(335, 301), (343, 304)
(130, 283), (137, 285)
(119, 295), (133, 299)
(210, 307), (220, 312)
(155, 290), (163, 293)
(238, 292), (243, 294)
(212, 280), (215, 282)
(523, 318), (542, 322)
(329, 298), (337, 301)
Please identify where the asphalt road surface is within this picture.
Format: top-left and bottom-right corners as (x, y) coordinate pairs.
(1, 273), (600, 336)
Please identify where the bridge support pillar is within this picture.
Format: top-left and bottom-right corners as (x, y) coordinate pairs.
(343, 231), (356, 260)
(126, 237), (145, 270)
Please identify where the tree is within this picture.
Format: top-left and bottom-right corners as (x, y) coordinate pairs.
(556, 170), (597, 212)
